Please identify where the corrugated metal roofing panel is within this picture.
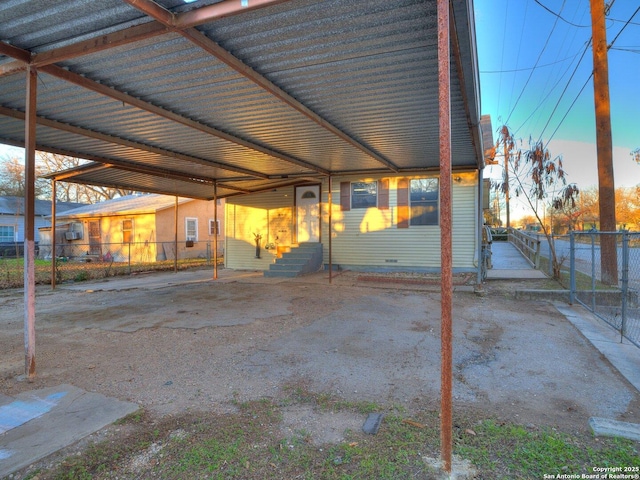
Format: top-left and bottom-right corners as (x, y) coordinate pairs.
(59, 168), (219, 200)
(0, 0), (483, 199)
(55, 193), (193, 218)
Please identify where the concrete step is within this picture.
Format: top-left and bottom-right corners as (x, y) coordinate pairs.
(265, 243), (323, 278)
(263, 269), (301, 278)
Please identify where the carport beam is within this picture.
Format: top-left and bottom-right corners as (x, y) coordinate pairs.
(24, 66), (37, 379)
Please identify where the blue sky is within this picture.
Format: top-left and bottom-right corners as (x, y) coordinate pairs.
(474, 0), (640, 190)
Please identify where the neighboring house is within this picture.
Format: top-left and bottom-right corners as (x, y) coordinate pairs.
(39, 194), (224, 262)
(0, 196), (84, 256)
(225, 171), (480, 273)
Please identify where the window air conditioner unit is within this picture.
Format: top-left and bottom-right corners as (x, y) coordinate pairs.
(65, 231), (81, 241)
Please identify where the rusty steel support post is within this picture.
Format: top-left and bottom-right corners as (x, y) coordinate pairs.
(24, 65), (37, 380)
(213, 182), (218, 280)
(328, 176), (333, 284)
(437, 0), (453, 473)
(174, 196), (178, 273)
(51, 181), (57, 289)
(476, 169), (484, 286)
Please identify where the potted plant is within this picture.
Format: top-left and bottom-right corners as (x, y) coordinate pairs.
(253, 232), (263, 258)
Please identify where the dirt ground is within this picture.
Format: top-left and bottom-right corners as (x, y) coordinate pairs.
(2, 269), (640, 450)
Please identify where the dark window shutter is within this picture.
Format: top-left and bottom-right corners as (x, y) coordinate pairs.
(340, 182), (350, 211)
(378, 179), (389, 210)
(397, 178), (409, 228)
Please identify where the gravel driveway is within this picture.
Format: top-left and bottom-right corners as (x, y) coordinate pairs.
(1, 269), (639, 437)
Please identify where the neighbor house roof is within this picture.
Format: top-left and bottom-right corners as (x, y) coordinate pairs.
(1, 0), (486, 200)
(0, 196), (84, 216)
(53, 194), (192, 219)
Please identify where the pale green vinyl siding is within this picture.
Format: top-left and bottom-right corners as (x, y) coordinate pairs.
(225, 187), (295, 270)
(321, 173), (478, 270)
(225, 173), (479, 272)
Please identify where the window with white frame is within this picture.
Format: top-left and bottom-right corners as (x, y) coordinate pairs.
(0, 225), (15, 243)
(209, 219), (220, 236)
(185, 217), (198, 241)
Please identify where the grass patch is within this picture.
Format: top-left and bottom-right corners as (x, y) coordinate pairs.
(0, 257), (221, 289)
(457, 420), (640, 479)
(21, 392), (640, 480)
(537, 254), (619, 291)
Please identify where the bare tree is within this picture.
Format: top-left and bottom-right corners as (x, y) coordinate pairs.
(0, 155), (49, 198)
(494, 126), (579, 279)
(37, 152), (137, 203)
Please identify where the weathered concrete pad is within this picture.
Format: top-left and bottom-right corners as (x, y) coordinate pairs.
(423, 455), (477, 479)
(0, 384), (139, 477)
(589, 417), (640, 442)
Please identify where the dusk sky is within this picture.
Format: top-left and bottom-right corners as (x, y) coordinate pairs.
(474, 0), (640, 193)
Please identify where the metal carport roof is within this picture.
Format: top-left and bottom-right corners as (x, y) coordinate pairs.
(1, 0), (485, 198)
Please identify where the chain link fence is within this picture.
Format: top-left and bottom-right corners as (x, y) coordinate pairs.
(0, 241), (222, 288)
(568, 231), (640, 346)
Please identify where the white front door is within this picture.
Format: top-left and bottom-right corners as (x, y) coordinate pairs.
(296, 185), (320, 243)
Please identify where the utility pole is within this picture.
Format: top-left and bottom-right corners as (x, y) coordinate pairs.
(499, 125), (511, 229)
(590, 0), (618, 285)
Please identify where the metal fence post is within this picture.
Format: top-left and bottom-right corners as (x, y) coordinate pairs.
(621, 231), (629, 343)
(569, 232), (575, 304)
(591, 232), (596, 312)
(548, 235), (553, 277)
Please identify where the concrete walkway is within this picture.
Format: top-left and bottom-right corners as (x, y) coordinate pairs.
(487, 241), (547, 279)
(0, 385), (138, 477)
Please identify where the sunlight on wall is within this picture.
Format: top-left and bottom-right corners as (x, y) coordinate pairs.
(234, 205), (268, 244)
(360, 207), (393, 233)
(323, 203), (345, 233)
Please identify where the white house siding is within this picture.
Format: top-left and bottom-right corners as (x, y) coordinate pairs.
(321, 172), (478, 272)
(225, 188), (294, 270)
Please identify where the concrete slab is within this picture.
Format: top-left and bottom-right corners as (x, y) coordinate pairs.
(58, 268), (265, 292)
(486, 269), (547, 279)
(589, 417), (640, 442)
(423, 455), (477, 479)
(485, 242), (547, 280)
(490, 242), (534, 270)
(0, 384), (139, 477)
(555, 304), (640, 394)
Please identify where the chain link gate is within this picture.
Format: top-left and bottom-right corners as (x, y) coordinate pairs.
(569, 231), (640, 346)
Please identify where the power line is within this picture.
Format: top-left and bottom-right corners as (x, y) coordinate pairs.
(544, 74), (592, 149)
(513, 46), (584, 136)
(536, 39), (592, 143)
(610, 47), (640, 54)
(481, 53), (581, 74)
(533, 0), (590, 27)
(505, 0), (565, 125)
(608, 5), (640, 47)
(541, 5), (640, 147)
